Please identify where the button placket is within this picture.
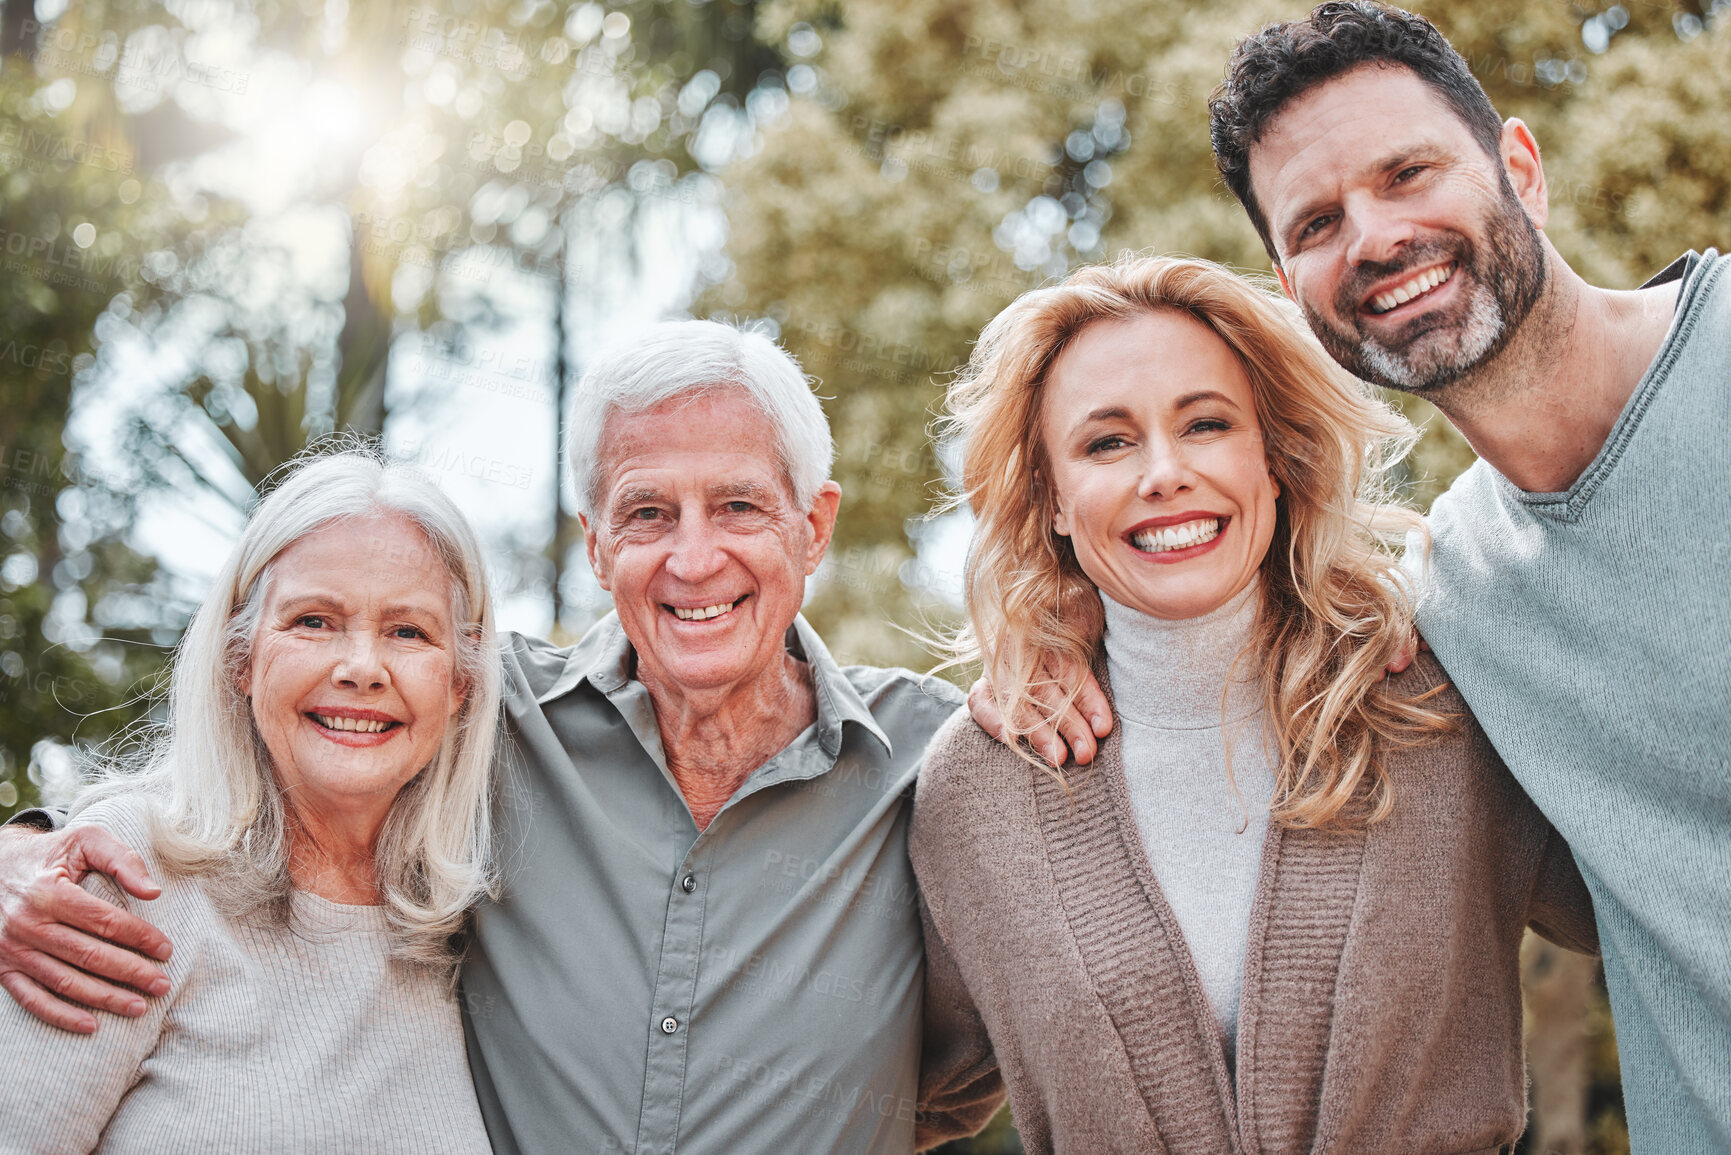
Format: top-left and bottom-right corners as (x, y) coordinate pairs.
(634, 848), (708, 1151)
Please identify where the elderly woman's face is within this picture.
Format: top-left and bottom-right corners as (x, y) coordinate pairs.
(1042, 309), (1281, 621)
(583, 390), (839, 701)
(241, 513), (466, 830)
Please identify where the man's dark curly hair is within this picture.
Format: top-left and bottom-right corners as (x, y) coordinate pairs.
(1209, 1), (1505, 264)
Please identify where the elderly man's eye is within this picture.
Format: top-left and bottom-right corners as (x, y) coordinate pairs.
(723, 500), (757, 514)
(632, 508), (661, 520)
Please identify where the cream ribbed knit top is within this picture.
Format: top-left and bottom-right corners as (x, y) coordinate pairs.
(0, 793), (492, 1154)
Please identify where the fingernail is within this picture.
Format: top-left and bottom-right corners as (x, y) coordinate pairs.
(126, 999), (146, 1015)
(149, 978), (170, 996)
(152, 943), (173, 961)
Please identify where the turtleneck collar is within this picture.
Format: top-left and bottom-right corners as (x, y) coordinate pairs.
(1102, 581), (1264, 732)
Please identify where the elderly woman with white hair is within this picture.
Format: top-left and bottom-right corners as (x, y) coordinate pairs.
(0, 449), (499, 1153)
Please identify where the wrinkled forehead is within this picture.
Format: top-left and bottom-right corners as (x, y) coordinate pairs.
(592, 391), (796, 509)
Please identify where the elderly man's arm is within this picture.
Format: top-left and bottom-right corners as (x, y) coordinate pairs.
(0, 822), (173, 1033)
(914, 895), (1004, 1151)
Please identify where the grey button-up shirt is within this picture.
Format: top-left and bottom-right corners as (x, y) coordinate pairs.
(461, 612), (974, 1155)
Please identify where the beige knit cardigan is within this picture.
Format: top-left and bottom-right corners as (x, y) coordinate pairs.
(910, 655), (1598, 1155)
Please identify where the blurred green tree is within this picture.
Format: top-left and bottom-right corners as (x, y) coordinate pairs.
(0, 25), (175, 819)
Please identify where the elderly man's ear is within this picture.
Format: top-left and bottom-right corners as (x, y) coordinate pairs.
(579, 513), (608, 592)
(803, 482), (843, 574)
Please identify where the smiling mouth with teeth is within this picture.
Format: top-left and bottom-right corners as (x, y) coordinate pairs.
(308, 713), (400, 734)
(1130, 517), (1222, 554)
(670, 598), (742, 622)
(1366, 262), (1456, 315)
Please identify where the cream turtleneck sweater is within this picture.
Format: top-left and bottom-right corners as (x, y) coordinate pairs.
(1101, 582), (1277, 1066)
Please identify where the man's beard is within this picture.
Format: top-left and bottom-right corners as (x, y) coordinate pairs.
(1302, 183), (1548, 395)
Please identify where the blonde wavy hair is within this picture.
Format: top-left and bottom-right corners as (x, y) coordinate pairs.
(75, 446), (501, 965)
(944, 254), (1452, 829)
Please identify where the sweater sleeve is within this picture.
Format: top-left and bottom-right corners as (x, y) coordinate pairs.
(0, 798), (179, 1154)
(913, 891), (1005, 1150)
(1525, 825), (1600, 956)
(910, 712), (1006, 1151)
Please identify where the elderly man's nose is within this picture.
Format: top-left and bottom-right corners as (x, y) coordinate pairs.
(664, 521), (728, 583)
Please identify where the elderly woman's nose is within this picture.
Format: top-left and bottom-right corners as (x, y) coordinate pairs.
(331, 632), (390, 689)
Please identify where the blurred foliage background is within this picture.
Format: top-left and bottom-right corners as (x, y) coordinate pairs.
(2, 0), (1726, 1148)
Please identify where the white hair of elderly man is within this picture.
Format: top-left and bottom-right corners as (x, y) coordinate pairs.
(566, 319), (836, 518)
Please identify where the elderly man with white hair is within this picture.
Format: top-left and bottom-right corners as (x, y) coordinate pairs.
(0, 320), (1004, 1154)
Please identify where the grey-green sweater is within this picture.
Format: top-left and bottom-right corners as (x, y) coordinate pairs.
(1415, 249), (1731, 1152)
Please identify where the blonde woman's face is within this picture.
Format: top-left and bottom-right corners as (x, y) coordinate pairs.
(240, 514), (466, 837)
(1042, 310), (1281, 621)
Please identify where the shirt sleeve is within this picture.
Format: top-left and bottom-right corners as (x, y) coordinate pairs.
(1526, 825), (1600, 956)
(912, 892), (1005, 1151)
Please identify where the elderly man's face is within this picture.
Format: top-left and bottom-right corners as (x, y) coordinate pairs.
(1248, 63), (1548, 394)
(584, 390), (840, 700)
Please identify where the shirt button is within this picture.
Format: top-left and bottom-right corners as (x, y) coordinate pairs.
(681, 874), (696, 893)
(660, 1016), (679, 1034)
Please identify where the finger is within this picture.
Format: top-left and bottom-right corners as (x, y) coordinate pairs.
(1023, 721), (1067, 768)
(67, 829), (160, 901)
(1076, 676), (1113, 740)
(49, 884), (173, 964)
(31, 920), (169, 997)
(14, 944), (152, 1017)
(1055, 706), (1098, 767)
(0, 969), (98, 1034)
(967, 679), (1007, 742)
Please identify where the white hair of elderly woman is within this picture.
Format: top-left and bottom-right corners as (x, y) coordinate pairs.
(74, 447), (501, 966)
(566, 319), (835, 520)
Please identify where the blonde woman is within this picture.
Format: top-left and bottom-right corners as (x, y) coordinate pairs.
(912, 256), (1597, 1152)
(0, 450), (499, 1153)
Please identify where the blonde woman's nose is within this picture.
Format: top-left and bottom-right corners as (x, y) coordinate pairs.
(1136, 440), (1194, 500)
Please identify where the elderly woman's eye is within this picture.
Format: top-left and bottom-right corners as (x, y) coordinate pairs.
(393, 624), (429, 641)
(295, 614), (328, 629)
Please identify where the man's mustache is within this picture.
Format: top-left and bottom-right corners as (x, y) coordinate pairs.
(1336, 238), (1472, 323)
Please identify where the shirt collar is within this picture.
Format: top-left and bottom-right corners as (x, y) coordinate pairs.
(541, 611), (893, 758)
